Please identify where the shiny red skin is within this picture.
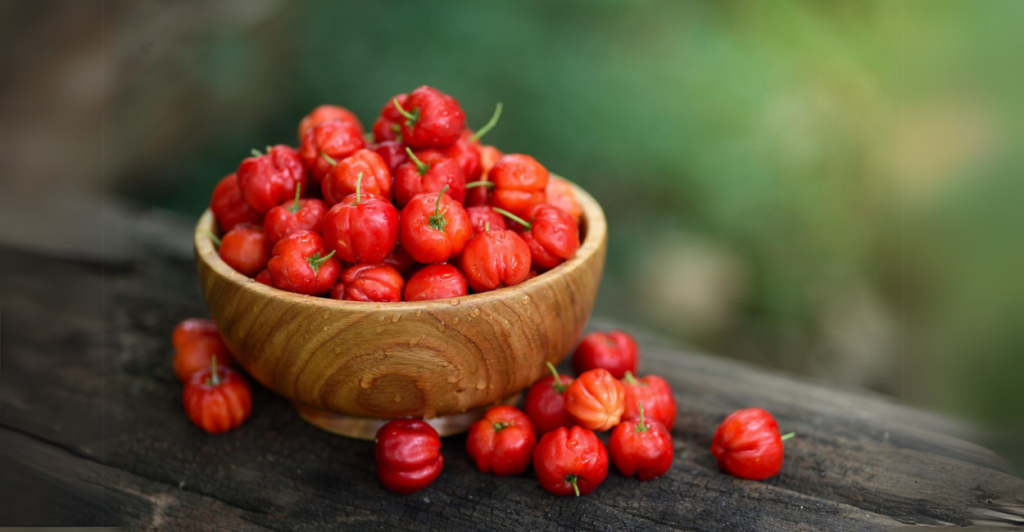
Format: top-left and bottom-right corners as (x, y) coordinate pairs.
(565, 368), (626, 432)
(467, 406), (537, 476)
(375, 419), (443, 494)
(263, 197), (327, 251)
(489, 154), (549, 217)
(172, 318), (219, 349)
(399, 192), (472, 264)
(444, 130), (483, 182)
(236, 145), (308, 214)
(517, 203), (580, 271)
(173, 337), (234, 382)
(267, 230), (341, 296)
(622, 373), (677, 431)
(219, 226), (269, 277)
(533, 426), (608, 497)
(399, 86), (466, 149)
(465, 145), (503, 207)
(322, 148), (392, 205)
(210, 174), (261, 231)
(183, 365), (252, 434)
(546, 176), (582, 222)
(373, 140), (410, 173)
(298, 104), (364, 140)
(394, 150), (467, 208)
(711, 408), (786, 481)
(254, 269), (272, 286)
(466, 206), (507, 234)
(371, 93), (408, 143)
(322, 193), (399, 264)
(382, 244), (416, 274)
(458, 229), (531, 292)
(609, 415), (674, 481)
(523, 373), (574, 435)
(572, 330), (639, 379)
(299, 119), (366, 182)
(404, 263), (468, 301)
(330, 263), (404, 302)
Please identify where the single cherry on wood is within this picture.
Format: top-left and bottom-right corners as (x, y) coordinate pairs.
(267, 230), (340, 296)
(533, 426), (609, 497)
(375, 419), (443, 494)
(572, 330), (639, 379)
(171, 318), (219, 349)
(466, 405), (537, 476)
(523, 362), (575, 435)
(321, 173), (400, 264)
(565, 368), (626, 432)
(183, 356), (252, 434)
(622, 371), (677, 431)
(399, 186), (472, 264)
(609, 402), (674, 481)
(711, 408), (794, 481)
(173, 336), (234, 382)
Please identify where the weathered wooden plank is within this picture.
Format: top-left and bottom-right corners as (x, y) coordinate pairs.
(1, 211), (1023, 530)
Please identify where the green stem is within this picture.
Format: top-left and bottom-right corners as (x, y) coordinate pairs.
(469, 102), (503, 143)
(781, 432), (795, 441)
(393, 97), (419, 126)
(491, 207), (531, 231)
(545, 362), (566, 393)
(635, 402), (649, 433)
(405, 147), (429, 175)
(465, 180), (496, 189)
(307, 250), (336, 275)
(566, 475), (580, 497)
(250, 148), (263, 157)
(321, 152), (338, 166)
(623, 370), (639, 386)
(493, 421), (509, 432)
(428, 186), (450, 233)
(355, 172), (363, 204)
(289, 183), (302, 213)
(207, 355), (221, 386)
(204, 231), (222, 248)
(484, 221), (490, 232)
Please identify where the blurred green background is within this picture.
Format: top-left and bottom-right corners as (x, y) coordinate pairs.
(19, 0), (1024, 467)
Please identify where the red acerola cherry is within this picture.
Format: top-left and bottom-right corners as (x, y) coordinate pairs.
(299, 119), (366, 182)
(565, 368), (626, 432)
(466, 405), (537, 476)
(494, 204), (579, 271)
(210, 174), (261, 231)
(183, 358), (252, 434)
(404, 263), (468, 301)
(572, 330), (639, 379)
(263, 184), (328, 251)
(711, 408), (793, 481)
(267, 230), (341, 296)
(236, 145), (308, 214)
(533, 426), (609, 497)
(393, 86), (466, 149)
(466, 206), (507, 234)
(465, 145), (504, 207)
(399, 187), (472, 264)
(217, 226), (269, 277)
(254, 269), (272, 286)
(622, 372), (677, 431)
(373, 140), (410, 173)
(321, 149), (392, 205)
(609, 403), (674, 481)
(371, 93), (408, 143)
(375, 419), (443, 494)
(546, 176), (582, 223)
(393, 148), (466, 208)
(298, 104), (364, 141)
(171, 318), (219, 350)
(382, 243), (416, 274)
(173, 336), (235, 382)
(458, 228), (532, 293)
(330, 263), (404, 302)
(523, 362), (575, 435)
(487, 154), (549, 217)
(321, 174), (400, 264)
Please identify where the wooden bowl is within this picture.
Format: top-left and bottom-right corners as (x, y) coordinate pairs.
(194, 178), (606, 439)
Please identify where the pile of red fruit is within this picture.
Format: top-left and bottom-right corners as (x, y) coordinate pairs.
(208, 86), (583, 301)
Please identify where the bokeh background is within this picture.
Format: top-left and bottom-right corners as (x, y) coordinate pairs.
(3, 0), (1022, 468)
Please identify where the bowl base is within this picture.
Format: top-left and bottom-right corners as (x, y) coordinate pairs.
(294, 394), (523, 440)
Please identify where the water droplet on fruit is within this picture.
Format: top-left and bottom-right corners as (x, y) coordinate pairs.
(394, 394), (402, 402)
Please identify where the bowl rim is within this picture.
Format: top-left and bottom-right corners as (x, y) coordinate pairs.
(195, 175), (607, 309)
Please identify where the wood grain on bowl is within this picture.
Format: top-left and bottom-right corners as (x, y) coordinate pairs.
(195, 177), (606, 435)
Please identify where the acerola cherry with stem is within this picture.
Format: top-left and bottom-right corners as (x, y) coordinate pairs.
(392, 87), (466, 150)
(471, 153), (549, 217)
(321, 172), (400, 264)
(533, 426), (609, 497)
(711, 408), (795, 481)
(523, 362), (576, 435)
(399, 185), (472, 264)
(236, 145), (308, 214)
(183, 355), (252, 434)
(263, 183), (328, 251)
(393, 147), (466, 207)
(267, 230), (341, 296)
(173, 336), (234, 382)
(466, 205), (507, 234)
(622, 371), (678, 430)
(210, 174), (261, 232)
(298, 119), (366, 182)
(609, 402), (674, 481)
(465, 145), (504, 207)
(492, 204), (580, 271)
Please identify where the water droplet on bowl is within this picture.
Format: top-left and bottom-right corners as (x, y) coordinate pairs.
(393, 394), (402, 402)
(471, 308), (481, 317)
(447, 375), (458, 383)
(449, 299), (460, 306)
(452, 317), (460, 325)
(437, 321), (446, 332)
(416, 310), (423, 316)
(392, 314), (401, 323)
(521, 295), (531, 305)
(476, 381), (486, 390)
(409, 337), (420, 347)
(375, 326), (386, 334)
(360, 377), (372, 389)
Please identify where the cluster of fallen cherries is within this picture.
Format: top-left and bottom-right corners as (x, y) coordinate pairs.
(171, 320), (794, 496)
(208, 86), (583, 300)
